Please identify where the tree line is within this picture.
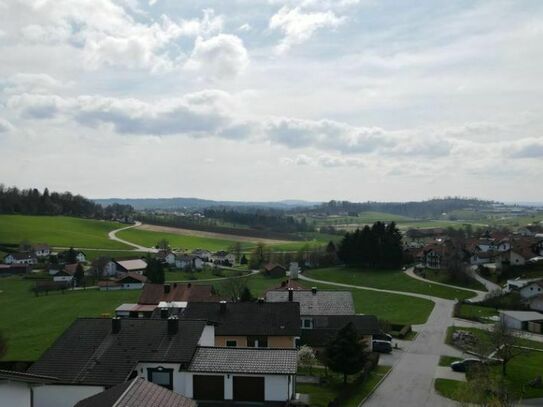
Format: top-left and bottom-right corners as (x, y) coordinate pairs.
(0, 185), (133, 219)
(337, 222), (403, 268)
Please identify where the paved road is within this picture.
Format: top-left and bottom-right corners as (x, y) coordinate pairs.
(299, 273), (475, 407)
(468, 266), (502, 293)
(107, 221), (157, 252)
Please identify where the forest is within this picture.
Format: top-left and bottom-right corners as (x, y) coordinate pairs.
(0, 185), (133, 219)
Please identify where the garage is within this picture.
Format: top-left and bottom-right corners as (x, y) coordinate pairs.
(233, 376), (265, 402)
(193, 375), (224, 400)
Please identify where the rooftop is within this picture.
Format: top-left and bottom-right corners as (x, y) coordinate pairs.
(500, 310), (543, 321)
(75, 377), (196, 407)
(189, 347), (297, 375)
(115, 259), (147, 271)
(139, 283), (218, 305)
(265, 289), (355, 316)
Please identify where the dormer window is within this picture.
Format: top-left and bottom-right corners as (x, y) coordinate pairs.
(147, 366), (174, 390)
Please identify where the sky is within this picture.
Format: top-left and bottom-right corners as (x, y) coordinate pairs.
(1, 0), (542, 202)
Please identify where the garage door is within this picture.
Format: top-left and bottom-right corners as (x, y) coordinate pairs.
(193, 375), (224, 400)
(233, 376), (265, 402)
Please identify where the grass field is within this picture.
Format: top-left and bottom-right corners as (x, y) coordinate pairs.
(0, 215), (130, 250)
(82, 249), (144, 261)
(304, 266), (477, 301)
(297, 365), (391, 406)
(438, 356), (461, 367)
(0, 277), (140, 360)
(418, 268), (487, 291)
(457, 303), (498, 321)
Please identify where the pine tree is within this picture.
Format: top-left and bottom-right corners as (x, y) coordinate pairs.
(324, 323), (367, 384)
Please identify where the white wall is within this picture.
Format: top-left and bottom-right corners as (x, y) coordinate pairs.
(501, 314), (522, 330)
(33, 385), (103, 407)
(0, 381), (31, 407)
(521, 284), (543, 299)
(198, 325), (215, 346)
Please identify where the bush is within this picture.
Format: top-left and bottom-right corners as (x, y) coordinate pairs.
(212, 268), (224, 277)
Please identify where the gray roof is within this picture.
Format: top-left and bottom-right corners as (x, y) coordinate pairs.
(500, 310), (543, 321)
(189, 347), (297, 375)
(75, 378), (196, 407)
(265, 289), (355, 316)
(0, 369), (58, 384)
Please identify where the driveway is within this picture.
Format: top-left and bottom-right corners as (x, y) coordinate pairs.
(107, 221), (157, 252)
(298, 273), (467, 407)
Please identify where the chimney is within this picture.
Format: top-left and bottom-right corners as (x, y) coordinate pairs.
(288, 288), (294, 302)
(311, 287), (317, 295)
(160, 308), (168, 319)
(167, 316), (178, 335)
(112, 317), (121, 334)
(164, 284), (171, 294)
(219, 300), (227, 313)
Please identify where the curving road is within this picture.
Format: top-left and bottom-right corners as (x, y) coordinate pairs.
(299, 271), (486, 407)
(107, 221), (157, 253)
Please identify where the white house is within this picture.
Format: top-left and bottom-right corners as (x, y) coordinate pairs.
(191, 249), (211, 262)
(175, 255), (204, 271)
(33, 244), (50, 258)
(212, 251), (236, 266)
(528, 295), (543, 312)
(115, 273), (148, 290)
(3, 253), (37, 265)
(53, 270), (73, 284)
(520, 280), (543, 299)
(115, 259), (147, 275)
(0, 369), (59, 407)
(158, 251), (177, 265)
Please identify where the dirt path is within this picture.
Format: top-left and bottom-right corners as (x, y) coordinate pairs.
(108, 221), (157, 253)
(135, 223), (294, 245)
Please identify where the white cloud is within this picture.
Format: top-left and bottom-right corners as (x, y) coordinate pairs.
(238, 23), (252, 32)
(184, 34), (249, 80)
(269, 6), (345, 53)
(0, 118), (14, 132)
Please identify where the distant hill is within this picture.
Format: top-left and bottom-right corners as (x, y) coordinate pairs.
(93, 197), (321, 210)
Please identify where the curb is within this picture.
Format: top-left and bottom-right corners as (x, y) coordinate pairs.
(358, 366), (393, 406)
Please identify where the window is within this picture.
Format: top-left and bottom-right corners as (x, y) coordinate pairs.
(247, 336), (268, 348)
(303, 319), (312, 329)
(226, 340), (237, 347)
(147, 367), (173, 390)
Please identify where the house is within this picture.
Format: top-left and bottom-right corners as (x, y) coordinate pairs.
(99, 272), (148, 291)
(263, 263), (287, 278)
(300, 315), (382, 352)
(0, 369), (59, 407)
(421, 243), (451, 269)
(33, 244), (50, 258)
(212, 251), (236, 266)
(527, 295), (543, 313)
(91, 258), (117, 277)
(267, 279), (306, 292)
(176, 301), (300, 348)
(58, 249), (86, 263)
(3, 252), (37, 265)
(115, 258), (147, 275)
(520, 280), (543, 299)
(52, 270), (74, 284)
(499, 310), (543, 334)
(28, 317), (297, 406)
(266, 287), (355, 329)
(157, 250), (177, 265)
(116, 283), (219, 318)
(175, 255), (204, 271)
(74, 377), (196, 407)
(0, 264), (30, 276)
(191, 249), (211, 262)
(497, 249), (528, 267)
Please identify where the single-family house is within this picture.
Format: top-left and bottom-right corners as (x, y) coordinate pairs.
(520, 280), (543, 299)
(58, 250), (86, 263)
(74, 377), (196, 407)
(263, 263), (286, 278)
(115, 258), (147, 275)
(99, 273), (148, 291)
(28, 317), (297, 406)
(421, 243), (451, 269)
(157, 250), (177, 265)
(212, 251), (236, 266)
(177, 301), (300, 348)
(265, 287), (355, 329)
(33, 244), (50, 258)
(53, 270), (74, 284)
(499, 310), (543, 334)
(3, 253), (37, 265)
(0, 369), (59, 407)
(175, 255), (204, 271)
(191, 249), (211, 262)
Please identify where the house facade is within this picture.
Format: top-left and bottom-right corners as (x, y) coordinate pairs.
(3, 253), (37, 265)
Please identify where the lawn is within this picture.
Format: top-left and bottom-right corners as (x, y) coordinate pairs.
(82, 249), (144, 261)
(300, 280), (434, 325)
(417, 268), (487, 291)
(117, 228), (255, 251)
(438, 355), (461, 367)
(456, 303), (498, 322)
(297, 365), (391, 407)
(304, 266), (477, 301)
(164, 268), (249, 282)
(0, 277), (140, 360)
(0, 215), (130, 249)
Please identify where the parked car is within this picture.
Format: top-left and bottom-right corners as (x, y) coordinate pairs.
(372, 340), (392, 353)
(450, 358), (483, 372)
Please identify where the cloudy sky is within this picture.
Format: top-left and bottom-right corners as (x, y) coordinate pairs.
(1, 0), (542, 202)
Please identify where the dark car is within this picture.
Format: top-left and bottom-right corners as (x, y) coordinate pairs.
(450, 358), (483, 372)
(372, 340), (392, 353)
